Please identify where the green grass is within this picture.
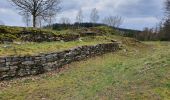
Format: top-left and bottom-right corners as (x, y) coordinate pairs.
(0, 25), (120, 43)
(0, 25), (66, 35)
(0, 35), (140, 57)
(0, 26), (80, 43)
(0, 41), (169, 100)
(0, 36), (117, 56)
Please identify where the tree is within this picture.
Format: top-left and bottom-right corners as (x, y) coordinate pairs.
(59, 17), (71, 29)
(76, 9), (83, 23)
(45, 10), (57, 27)
(165, 0), (170, 17)
(22, 12), (31, 27)
(163, 19), (170, 40)
(102, 16), (123, 28)
(90, 8), (99, 24)
(60, 17), (71, 24)
(37, 16), (44, 28)
(10, 0), (61, 27)
(162, 0), (170, 40)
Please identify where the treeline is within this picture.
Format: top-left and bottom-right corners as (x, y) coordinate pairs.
(116, 28), (141, 37)
(45, 22), (141, 36)
(135, 0), (170, 41)
(45, 23), (106, 30)
(135, 27), (162, 41)
(124, 22), (170, 41)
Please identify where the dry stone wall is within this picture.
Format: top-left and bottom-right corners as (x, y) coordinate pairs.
(0, 42), (119, 81)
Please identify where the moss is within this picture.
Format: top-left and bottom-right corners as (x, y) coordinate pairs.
(0, 25), (123, 43)
(0, 36), (113, 56)
(0, 26), (80, 43)
(0, 26), (22, 34)
(0, 33), (17, 39)
(93, 26), (117, 35)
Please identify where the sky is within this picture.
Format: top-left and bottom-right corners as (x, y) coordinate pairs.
(0, 0), (166, 30)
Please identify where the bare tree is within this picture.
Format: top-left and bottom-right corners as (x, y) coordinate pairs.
(76, 9), (83, 23)
(60, 17), (71, 24)
(162, 0), (170, 40)
(44, 10), (57, 27)
(102, 16), (123, 28)
(90, 8), (99, 24)
(165, 0), (170, 17)
(10, 0), (61, 27)
(37, 16), (44, 28)
(22, 12), (31, 27)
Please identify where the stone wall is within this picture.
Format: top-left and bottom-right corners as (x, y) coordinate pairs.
(0, 42), (119, 81)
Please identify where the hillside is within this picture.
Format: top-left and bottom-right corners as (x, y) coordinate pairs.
(46, 23), (141, 37)
(0, 25), (131, 57)
(0, 25), (169, 100)
(0, 42), (169, 100)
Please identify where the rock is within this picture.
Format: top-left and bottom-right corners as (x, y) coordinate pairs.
(14, 42), (22, 45)
(111, 40), (118, 42)
(22, 61), (34, 65)
(0, 42), (120, 80)
(0, 67), (9, 72)
(79, 38), (83, 42)
(3, 45), (12, 48)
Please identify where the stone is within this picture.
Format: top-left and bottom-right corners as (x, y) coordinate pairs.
(0, 42), (119, 81)
(22, 61), (35, 65)
(10, 66), (18, 70)
(0, 63), (5, 67)
(0, 59), (5, 63)
(0, 67), (9, 72)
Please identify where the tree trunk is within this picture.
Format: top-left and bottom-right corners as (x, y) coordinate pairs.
(33, 15), (36, 27)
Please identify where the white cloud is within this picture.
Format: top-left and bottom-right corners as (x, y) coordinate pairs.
(125, 17), (159, 24)
(0, 7), (24, 26)
(0, 0), (165, 30)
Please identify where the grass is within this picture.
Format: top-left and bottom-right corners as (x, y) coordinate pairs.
(0, 41), (169, 100)
(0, 35), (139, 57)
(0, 36), (117, 57)
(0, 25), (120, 43)
(0, 25), (67, 35)
(0, 26), (80, 43)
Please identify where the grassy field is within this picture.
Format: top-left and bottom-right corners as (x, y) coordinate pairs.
(0, 41), (169, 100)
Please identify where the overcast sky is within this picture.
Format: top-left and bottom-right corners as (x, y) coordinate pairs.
(0, 0), (165, 30)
